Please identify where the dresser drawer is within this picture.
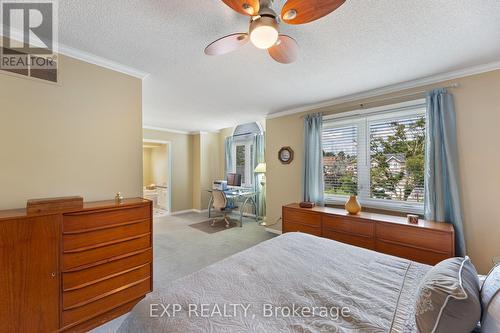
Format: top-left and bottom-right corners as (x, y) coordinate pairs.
(323, 229), (375, 250)
(62, 278), (151, 327)
(63, 205), (150, 233)
(376, 223), (452, 254)
(283, 208), (321, 227)
(63, 264), (151, 309)
(283, 221), (321, 236)
(63, 248), (152, 290)
(376, 240), (451, 265)
(63, 220), (151, 251)
(63, 234), (151, 270)
(322, 215), (374, 237)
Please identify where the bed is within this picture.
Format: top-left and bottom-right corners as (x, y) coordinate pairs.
(120, 232), (430, 333)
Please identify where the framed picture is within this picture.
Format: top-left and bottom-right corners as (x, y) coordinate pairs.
(278, 147), (294, 164)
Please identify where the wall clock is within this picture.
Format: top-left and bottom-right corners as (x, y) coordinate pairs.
(278, 147), (294, 164)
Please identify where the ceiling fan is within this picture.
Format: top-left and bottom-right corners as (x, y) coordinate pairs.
(204, 0), (346, 64)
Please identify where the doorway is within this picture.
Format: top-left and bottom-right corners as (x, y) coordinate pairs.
(143, 140), (172, 217)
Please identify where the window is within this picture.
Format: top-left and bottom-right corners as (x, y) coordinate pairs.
(323, 124), (358, 196)
(322, 100), (426, 213)
(231, 122), (261, 187)
(235, 143), (253, 186)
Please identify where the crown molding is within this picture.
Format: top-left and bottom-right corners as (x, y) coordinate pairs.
(143, 125), (223, 135)
(1, 27), (149, 80)
(143, 125), (191, 135)
(58, 44), (149, 79)
(191, 130), (221, 135)
(266, 60), (500, 120)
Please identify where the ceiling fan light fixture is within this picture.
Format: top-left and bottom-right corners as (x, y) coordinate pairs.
(249, 16), (279, 49)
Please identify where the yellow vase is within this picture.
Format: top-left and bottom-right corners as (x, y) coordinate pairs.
(345, 196), (361, 215)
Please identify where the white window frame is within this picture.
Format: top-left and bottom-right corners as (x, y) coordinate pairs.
(323, 99), (426, 214)
(233, 140), (254, 188)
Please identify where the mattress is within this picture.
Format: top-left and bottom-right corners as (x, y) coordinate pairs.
(120, 232), (430, 333)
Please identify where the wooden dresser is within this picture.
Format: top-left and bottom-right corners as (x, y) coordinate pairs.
(283, 203), (455, 265)
(0, 197), (153, 333)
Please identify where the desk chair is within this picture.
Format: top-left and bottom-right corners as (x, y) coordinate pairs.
(211, 190), (238, 228)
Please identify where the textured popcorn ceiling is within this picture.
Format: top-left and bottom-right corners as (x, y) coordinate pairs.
(59, 0), (500, 132)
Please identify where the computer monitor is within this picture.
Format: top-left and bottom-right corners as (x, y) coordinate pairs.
(227, 173), (242, 187)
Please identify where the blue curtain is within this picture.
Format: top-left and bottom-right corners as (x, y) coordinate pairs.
(425, 88), (466, 256)
(303, 113), (324, 206)
(224, 136), (234, 177)
(253, 134), (266, 218)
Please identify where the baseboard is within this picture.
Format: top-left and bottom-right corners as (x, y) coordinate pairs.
(265, 228), (282, 235)
(171, 209), (209, 215)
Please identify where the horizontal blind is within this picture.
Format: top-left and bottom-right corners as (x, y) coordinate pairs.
(322, 124), (358, 196)
(369, 114), (426, 203)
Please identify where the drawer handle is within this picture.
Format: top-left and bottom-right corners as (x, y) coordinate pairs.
(51, 272), (56, 278)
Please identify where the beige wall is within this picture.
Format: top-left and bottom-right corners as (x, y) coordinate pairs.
(151, 145), (168, 186)
(143, 129), (193, 212)
(200, 133), (221, 210)
(0, 55), (143, 209)
(266, 115), (304, 227)
(266, 69), (500, 273)
(143, 130), (221, 213)
(143, 147), (153, 185)
(142, 130), (221, 213)
(191, 132), (222, 211)
(192, 134), (201, 210)
(143, 144), (168, 187)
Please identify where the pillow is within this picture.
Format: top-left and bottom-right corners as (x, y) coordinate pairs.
(480, 264), (500, 333)
(415, 256), (481, 333)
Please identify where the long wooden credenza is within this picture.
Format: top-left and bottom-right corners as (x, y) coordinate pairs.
(283, 203), (455, 265)
(0, 197), (153, 333)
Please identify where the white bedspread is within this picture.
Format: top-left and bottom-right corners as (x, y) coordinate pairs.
(120, 232), (430, 333)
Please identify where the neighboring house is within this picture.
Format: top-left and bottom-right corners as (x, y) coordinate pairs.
(371, 154), (420, 201)
(371, 154), (406, 173)
(386, 154), (406, 173)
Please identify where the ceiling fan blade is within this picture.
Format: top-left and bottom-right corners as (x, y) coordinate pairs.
(281, 0), (346, 25)
(268, 35), (299, 64)
(221, 0), (260, 16)
(205, 33), (249, 56)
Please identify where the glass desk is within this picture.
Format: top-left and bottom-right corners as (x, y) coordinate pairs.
(207, 189), (258, 227)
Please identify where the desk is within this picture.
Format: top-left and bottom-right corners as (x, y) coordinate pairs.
(207, 189), (258, 227)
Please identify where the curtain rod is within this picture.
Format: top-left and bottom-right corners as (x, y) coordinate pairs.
(301, 83), (460, 118)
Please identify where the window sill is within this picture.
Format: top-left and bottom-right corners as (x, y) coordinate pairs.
(324, 195), (424, 215)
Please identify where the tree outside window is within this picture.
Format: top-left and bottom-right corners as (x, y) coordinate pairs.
(322, 103), (426, 213)
(370, 116), (425, 203)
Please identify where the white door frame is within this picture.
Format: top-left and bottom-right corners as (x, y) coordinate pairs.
(143, 139), (172, 214)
